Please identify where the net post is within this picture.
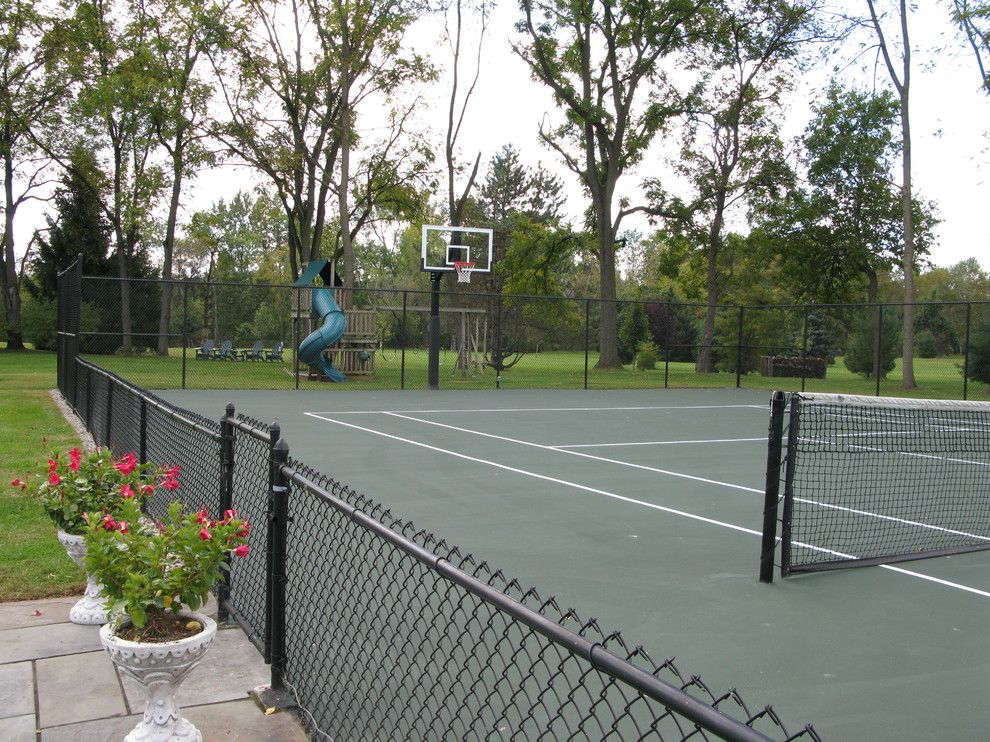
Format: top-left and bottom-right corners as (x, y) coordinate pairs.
(735, 306), (744, 388)
(779, 394), (802, 577)
(760, 391), (787, 582)
(963, 302), (971, 400)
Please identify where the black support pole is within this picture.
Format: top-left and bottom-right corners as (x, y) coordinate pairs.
(963, 302), (971, 400)
(779, 395), (802, 577)
(428, 272), (442, 390)
(218, 403), (235, 624)
(181, 282), (189, 390)
(759, 391), (787, 583)
(735, 306), (745, 388)
(875, 304), (883, 397)
(105, 380), (114, 448)
(139, 398), (148, 465)
(583, 299), (591, 390)
(268, 433), (290, 692)
(400, 290), (407, 390)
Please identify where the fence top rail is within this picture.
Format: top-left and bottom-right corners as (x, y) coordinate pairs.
(77, 359), (221, 442)
(226, 415), (271, 443)
(280, 464), (788, 742)
(79, 273), (990, 312)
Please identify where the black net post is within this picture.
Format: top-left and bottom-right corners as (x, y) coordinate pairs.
(779, 394), (802, 577)
(736, 306), (745, 388)
(963, 302), (971, 400)
(400, 290), (407, 390)
(584, 299), (591, 390)
(760, 391), (787, 583)
(265, 424), (290, 693)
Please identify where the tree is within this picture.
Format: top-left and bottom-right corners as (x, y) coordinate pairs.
(513, 0), (707, 368)
(145, 0), (226, 354)
(860, 0), (921, 388)
(658, 0), (814, 372)
(0, 0), (66, 349)
(950, 0), (990, 95)
(29, 146), (112, 299)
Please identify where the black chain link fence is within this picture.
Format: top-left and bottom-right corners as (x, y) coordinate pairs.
(72, 274), (990, 400)
(54, 266), (821, 741)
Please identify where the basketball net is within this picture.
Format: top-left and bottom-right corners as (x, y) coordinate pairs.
(452, 261), (475, 283)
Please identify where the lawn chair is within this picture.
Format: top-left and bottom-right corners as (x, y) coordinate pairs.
(194, 339), (215, 360)
(215, 340), (236, 360)
(238, 341), (263, 361)
(265, 341), (285, 362)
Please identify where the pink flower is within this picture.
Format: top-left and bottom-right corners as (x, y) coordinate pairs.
(222, 509), (238, 522)
(196, 509), (209, 525)
(162, 478), (179, 491)
(117, 521), (129, 534)
(236, 523), (250, 538)
(199, 527), (211, 541)
(141, 484), (155, 496)
(121, 484), (136, 499)
(11, 478), (27, 490)
(234, 544), (250, 558)
(68, 448), (81, 472)
(164, 465), (180, 479)
(48, 472), (61, 486)
(114, 453), (137, 475)
(102, 514), (118, 531)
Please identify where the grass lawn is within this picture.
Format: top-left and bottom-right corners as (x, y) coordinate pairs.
(0, 347), (87, 600)
(85, 346), (990, 400)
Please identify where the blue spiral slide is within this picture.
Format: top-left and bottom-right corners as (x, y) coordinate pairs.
(298, 287), (347, 382)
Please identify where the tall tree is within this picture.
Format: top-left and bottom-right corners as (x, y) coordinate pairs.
(0, 0), (66, 349)
(950, 0), (990, 95)
(212, 0), (342, 281)
(29, 146), (112, 298)
(660, 0), (813, 372)
(861, 0), (920, 388)
(64, 0), (165, 353)
(146, 0), (227, 353)
(514, 0), (707, 367)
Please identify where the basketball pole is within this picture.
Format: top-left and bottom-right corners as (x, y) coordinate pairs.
(428, 271), (443, 389)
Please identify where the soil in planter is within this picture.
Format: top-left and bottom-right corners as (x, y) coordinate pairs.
(118, 612), (204, 643)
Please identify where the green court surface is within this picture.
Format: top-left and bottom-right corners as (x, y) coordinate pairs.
(159, 387), (990, 741)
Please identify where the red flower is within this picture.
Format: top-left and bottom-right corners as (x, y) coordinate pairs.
(162, 478), (179, 491)
(199, 527), (211, 541)
(196, 509), (209, 525)
(222, 509), (238, 523)
(236, 523), (250, 538)
(118, 521), (129, 534)
(48, 472), (61, 486)
(141, 484), (155, 495)
(69, 448), (81, 472)
(115, 453), (137, 475)
(102, 514), (118, 532)
(234, 544), (250, 558)
(164, 465), (180, 479)
(121, 484), (136, 499)
(48, 458), (58, 474)
(11, 478), (27, 490)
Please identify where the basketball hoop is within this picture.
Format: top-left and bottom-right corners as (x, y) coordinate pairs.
(452, 260), (475, 283)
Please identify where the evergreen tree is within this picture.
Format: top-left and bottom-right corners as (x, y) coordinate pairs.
(29, 147), (113, 299)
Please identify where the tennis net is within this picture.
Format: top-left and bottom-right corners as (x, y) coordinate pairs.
(761, 392), (990, 578)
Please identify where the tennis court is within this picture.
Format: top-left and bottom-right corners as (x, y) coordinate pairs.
(160, 387), (990, 741)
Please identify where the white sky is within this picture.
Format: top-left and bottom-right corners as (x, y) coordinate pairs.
(12, 1), (990, 273)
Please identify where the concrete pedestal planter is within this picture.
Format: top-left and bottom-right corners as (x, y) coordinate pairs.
(57, 529), (109, 625)
(100, 611), (217, 742)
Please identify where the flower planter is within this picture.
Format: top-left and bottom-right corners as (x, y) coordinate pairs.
(100, 611), (217, 742)
(57, 529), (109, 625)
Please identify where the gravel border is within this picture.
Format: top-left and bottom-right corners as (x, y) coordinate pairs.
(49, 389), (96, 452)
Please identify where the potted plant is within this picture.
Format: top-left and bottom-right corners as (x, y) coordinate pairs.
(85, 496), (250, 742)
(12, 447), (176, 624)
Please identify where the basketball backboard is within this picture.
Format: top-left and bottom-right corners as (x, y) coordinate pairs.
(420, 224), (493, 275)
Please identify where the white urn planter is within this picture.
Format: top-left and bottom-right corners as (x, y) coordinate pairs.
(57, 529), (109, 625)
(100, 611), (217, 742)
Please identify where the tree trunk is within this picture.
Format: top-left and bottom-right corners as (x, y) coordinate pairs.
(899, 89), (916, 388)
(595, 214), (619, 368)
(697, 200), (726, 373)
(2, 149), (25, 350)
(157, 138), (184, 355)
(339, 89), (353, 289)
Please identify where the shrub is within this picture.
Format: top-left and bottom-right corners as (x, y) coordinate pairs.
(635, 341), (657, 370)
(843, 311), (901, 379)
(965, 311), (990, 385)
(915, 330), (938, 358)
(618, 302), (650, 364)
(21, 294), (57, 350)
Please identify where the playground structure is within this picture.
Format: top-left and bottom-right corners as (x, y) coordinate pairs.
(292, 260), (377, 382)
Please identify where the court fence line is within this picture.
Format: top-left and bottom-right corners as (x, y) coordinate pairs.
(66, 271), (990, 399)
(55, 265), (821, 742)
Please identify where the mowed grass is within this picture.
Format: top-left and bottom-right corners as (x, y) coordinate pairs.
(0, 348), (87, 600)
(85, 346), (990, 401)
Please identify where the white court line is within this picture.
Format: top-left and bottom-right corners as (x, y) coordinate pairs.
(310, 404), (768, 415)
(800, 436), (990, 468)
(553, 438), (766, 449)
(305, 412), (990, 599)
